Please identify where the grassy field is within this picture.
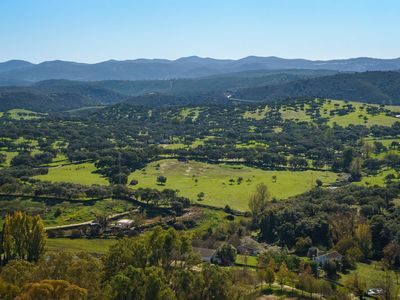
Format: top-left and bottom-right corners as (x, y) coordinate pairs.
(280, 108), (311, 122)
(0, 151), (18, 166)
(129, 159), (338, 211)
(35, 162), (108, 185)
(46, 238), (116, 254)
(0, 197), (136, 227)
(356, 169), (398, 187)
(322, 100), (400, 127)
(235, 254), (258, 267)
(7, 108), (45, 120)
(179, 107), (202, 121)
(244, 106), (269, 120)
(339, 262), (400, 290)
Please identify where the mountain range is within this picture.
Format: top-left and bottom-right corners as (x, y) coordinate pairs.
(1, 56), (400, 83)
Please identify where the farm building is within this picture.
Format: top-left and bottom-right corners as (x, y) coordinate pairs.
(315, 251), (343, 266)
(116, 219), (134, 229)
(193, 247), (217, 263)
(237, 236), (267, 255)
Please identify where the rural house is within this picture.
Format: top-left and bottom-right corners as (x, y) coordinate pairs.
(193, 247), (217, 263)
(315, 251), (343, 266)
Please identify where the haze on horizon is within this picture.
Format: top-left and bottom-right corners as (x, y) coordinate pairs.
(1, 0), (399, 63)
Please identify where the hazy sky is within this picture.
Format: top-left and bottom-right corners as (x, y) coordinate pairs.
(1, 0), (399, 63)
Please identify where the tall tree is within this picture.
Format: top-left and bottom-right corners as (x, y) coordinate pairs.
(1, 212), (46, 264)
(248, 183), (270, 225)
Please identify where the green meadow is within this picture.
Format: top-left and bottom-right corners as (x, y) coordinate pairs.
(129, 159), (338, 211)
(46, 238), (117, 254)
(339, 262), (400, 290)
(7, 108), (45, 120)
(0, 198), (135, 227)
(322, 100), (400, 127)
(280, 108), (311, 122)
(35, 162), (108, 185)
(243, 106), (269, 120)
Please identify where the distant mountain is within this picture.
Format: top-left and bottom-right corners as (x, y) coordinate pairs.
(0, 56), (399, 82)
(1, 70), (400, 112)
(232, 71), (400, 105)
(88, 69), (338, 96)
(0, 60), (33, 73)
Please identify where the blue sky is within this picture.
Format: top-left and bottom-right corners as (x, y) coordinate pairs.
(1, 0), (399, 63)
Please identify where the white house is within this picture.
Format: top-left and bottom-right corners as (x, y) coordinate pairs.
(116, 219), (134, 229)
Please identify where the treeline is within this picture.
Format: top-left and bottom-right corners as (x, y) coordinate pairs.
(249, 183), (400, 276)
(0, 224), (258, 300)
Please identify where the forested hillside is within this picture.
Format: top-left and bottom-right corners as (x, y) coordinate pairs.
(234, 71), (400, 104)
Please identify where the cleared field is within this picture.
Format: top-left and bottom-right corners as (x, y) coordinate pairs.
(356, 169), (398, 187)
(280, 108), (311, 121)
(129, 159), (338, 211)
(0, 151), (18, 166)
(35, 162), (108, 185)
(0, 198), (135, 227)
(7, 108), (45, 120)
(322, 100), (400, 127)
(46, 238), (116, 254)
(235, 255), (258, 267)
(244, 106), (269, 120)
(339, 262), (400, 290)
(179, 107), (202, 121)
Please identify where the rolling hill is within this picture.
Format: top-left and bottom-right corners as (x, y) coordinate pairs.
(232, 71), (400, 105)
(0, 56), (399, 82)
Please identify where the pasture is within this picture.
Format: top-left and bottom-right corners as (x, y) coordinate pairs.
(322, 100), (400, 127)
(46, 238), (116, 254)
(339, 262), (400, 290)
(7, 108), (45, 120)
(35, 162), (108, 185)
(0, 197), (135, 227)
(243, 105), (269, 120)
(129, 159), (338, 211)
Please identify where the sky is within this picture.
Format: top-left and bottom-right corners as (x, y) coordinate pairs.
(1, 0), (399, 63)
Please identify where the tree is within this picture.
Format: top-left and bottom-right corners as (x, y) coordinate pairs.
(355, 223), (372, 260)
(264, 267), (275, 288)
(276, 262), (289, 291)
(248, 183), (270, 225)
(27, 216), (46, 262)
(157, 176), (167, 185)
(197, 192), (205, 201)
(323, 260), (338, 279)
(1, 212), (46, 264)
(0, 280), (19, 300)
(345, 272), (366, 300)
(15, 279), (87, 300)
(0, 153), (6, 165)
(213, 243), (237, 266)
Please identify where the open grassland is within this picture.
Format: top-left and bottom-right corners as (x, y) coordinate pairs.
(179, 107), (202, 121)
(7, 108), (45, 120)
(322, 100), (400, 127)
(235, 255), (258, 267)
(35, 162), (108, 185)
(0, 151), (18, 167)
(129, 159), (338, 211)
(161, 136), (214, 150)
(356, 169), (398, 187)
(339, 262), (400, 290)
(243, 106), (269, 120)
(0, 198), (136, 227)
(280, 107), (311, 122)
(46, 238), (116, 254)
(236, 141), (268, 149)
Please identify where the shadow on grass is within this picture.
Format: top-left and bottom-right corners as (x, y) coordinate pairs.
(261, 287), (313, 299)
